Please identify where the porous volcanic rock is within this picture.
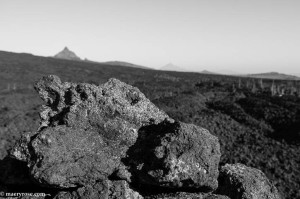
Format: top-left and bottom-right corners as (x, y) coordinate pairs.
(34, 75), (169, 129)
(11, 75), (170, 188)
(124, 120), (220, 192)
(8, 75), (282, 199)
(217, 163), (282, 199)
(54, 180), (143, 199)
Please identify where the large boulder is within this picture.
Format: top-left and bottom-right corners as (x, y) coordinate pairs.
(217, 163), (282, 199)
(125, 120), (220, 192)
(13, 126), (126, 188)
(11, 75), (169, 188)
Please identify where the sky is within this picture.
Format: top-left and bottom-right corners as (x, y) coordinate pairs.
(1, 0), (300, 74)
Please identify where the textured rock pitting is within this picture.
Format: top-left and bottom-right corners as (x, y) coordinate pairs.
(34, 75), (169, 129)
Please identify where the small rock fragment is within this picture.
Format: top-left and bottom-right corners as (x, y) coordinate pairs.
(54, 180), (143, 199)
(217, 163), (282, 199)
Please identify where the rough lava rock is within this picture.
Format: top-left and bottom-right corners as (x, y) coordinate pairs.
(125, 120), (220, 192)
(217, 163), (282, 199)
(11, 75), (169, 188)
(9, 75), (281, 199)
(34, 75), (169, 129)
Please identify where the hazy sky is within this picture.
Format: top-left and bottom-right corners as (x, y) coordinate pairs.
(1, 0), (300, 74)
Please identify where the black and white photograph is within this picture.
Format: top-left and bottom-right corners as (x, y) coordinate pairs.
(0, 0), (299, 198)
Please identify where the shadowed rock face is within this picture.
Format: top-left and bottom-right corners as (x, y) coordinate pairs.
(124, 120), (220, 192)
(217, 163), (282, 199)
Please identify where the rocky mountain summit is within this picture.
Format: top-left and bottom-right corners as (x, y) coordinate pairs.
(8, 75), (281, 199)
(54, 47), (81, 61)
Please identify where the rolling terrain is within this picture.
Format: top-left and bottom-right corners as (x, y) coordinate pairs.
(53, 47), (151, 70)
(0, 50), (299, 198)
(103, 60), (151, 70)
(247, 72), (300, 80)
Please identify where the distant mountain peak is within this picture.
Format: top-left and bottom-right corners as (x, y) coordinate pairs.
(164, 63), (178, 68)
(200, 70), (217, 74)
(54, 47), (81, 61)
(160, 63), (185, 72)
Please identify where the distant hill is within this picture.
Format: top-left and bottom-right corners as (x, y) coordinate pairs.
(216, 69), (239, 75)
(160, 63), (185, 72)
(199, 70), (217, 75)
(247, 72), (300, 80)
(83, 59), (152, 70)
(294, 73), (300, 77)
(54, 47), (81, 61)
(103, 61), (152, 70)
(54, 48), (152, 70)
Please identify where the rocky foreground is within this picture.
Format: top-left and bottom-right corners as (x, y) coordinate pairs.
(8, 75), (281, 199)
